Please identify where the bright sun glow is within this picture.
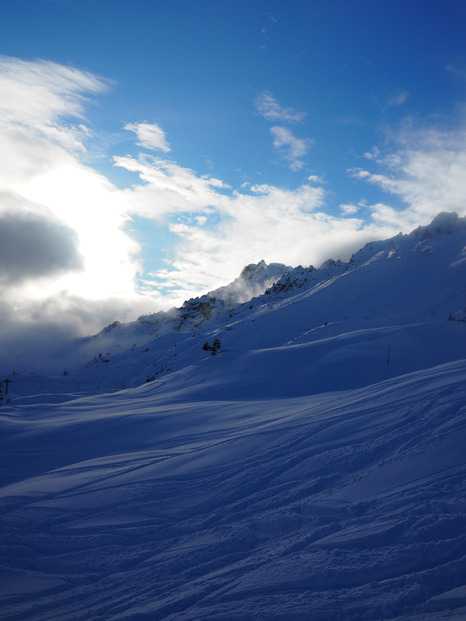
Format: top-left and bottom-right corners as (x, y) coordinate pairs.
(14, 163), (141, 299)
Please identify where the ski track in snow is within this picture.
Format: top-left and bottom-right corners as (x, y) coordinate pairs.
(1, 360), (466, 620)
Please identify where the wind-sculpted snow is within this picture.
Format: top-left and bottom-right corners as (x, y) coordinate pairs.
(0, 361), (466, 620)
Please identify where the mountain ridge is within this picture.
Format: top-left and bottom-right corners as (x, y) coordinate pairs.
(6, 211), (464, 402)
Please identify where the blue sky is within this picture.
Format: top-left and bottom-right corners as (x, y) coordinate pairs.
(1, 0), (466, 338)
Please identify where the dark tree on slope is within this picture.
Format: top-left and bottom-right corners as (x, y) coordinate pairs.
(202, 338), (222, 355)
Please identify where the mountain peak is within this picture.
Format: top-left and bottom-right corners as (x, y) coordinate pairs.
(208, 259), (290, 303)
(413, 211), (465, 239)
(239, 259), (268, 279)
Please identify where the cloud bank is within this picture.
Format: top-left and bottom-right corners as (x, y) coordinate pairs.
(0, 57), (148, 371)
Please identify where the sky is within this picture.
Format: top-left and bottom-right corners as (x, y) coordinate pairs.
(1, 0), (466, 369)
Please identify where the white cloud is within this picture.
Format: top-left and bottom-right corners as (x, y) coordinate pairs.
(0, 56), (108, 151)
(340, 203), (359, 215)
(124, 121), (170, 152)
(363, 147), (380, 160)
(446, 61), (466, 81)
(270, 126), (313, 171)
(116, 155), (378, 305)
(113, 155), (229, 220)
(308, 174), (324, 184)
(386, 89), (409, 107)
(348, 122), (466, 227)
(373, 86), (409, 110)
(255, 91), (306, 123)
(0, 56), (152, 344)
(254, 93), (313, 173)
(153, 207), (372, 306)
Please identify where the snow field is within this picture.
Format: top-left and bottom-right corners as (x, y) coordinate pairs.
(1, 213), (465, 619)
(0, 360), (465, 620)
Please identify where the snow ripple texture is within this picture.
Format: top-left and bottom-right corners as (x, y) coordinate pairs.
(0, 361), (465, 620)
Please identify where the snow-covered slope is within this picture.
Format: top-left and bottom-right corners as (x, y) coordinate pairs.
(0, 212), (465, 620)
(1, 361), (465, 620)
(9, 210), (461, 399)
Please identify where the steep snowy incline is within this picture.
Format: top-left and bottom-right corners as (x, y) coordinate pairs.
(0, 360), (465, 620)
(142, 320), (466, 401)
